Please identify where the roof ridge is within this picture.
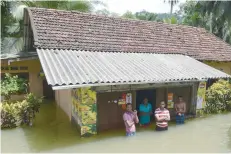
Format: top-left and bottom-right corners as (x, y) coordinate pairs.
(26, 7), (231, 62)
(27, 7), (205, 31)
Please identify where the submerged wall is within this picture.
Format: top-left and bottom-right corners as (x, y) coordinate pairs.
(55, 89), (72, 120)
(71, 88), (97, 137)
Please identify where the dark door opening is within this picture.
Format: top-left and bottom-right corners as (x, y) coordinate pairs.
(43, 79), (54, 100)
(136, 89), (156, 120)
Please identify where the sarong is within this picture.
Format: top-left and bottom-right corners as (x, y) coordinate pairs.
(176, 114), (185, 124)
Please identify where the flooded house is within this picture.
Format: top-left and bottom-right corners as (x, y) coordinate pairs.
(2, 7), (231, 137)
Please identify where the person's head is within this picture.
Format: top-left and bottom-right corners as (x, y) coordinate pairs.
(178, 96), (183, 102)
(126, 103), (132, 112)
(143, 97), (148, 105)
(159, 101), (166, 109)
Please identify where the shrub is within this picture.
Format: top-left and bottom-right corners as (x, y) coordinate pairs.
(0, 93), (43, 128)
(1, 73), (28, 100)
(203, 79), (231, 114)
(0, 102), (20, 128)
(21, 93), (43, 125)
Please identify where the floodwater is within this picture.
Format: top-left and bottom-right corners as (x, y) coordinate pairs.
(1, 101), (231, 153)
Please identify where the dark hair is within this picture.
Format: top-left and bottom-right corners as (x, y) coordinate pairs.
(178, 96), (183, 98)
(126, 103), (132, 107)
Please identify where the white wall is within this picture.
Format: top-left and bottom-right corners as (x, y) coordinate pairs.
(55, 89), (72, 120)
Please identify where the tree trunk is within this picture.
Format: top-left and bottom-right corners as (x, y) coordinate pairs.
(210, 12), (213, 33)
(170, 1), (173, 15)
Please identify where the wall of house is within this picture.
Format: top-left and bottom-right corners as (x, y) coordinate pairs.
(55, 89), (72, 120)
(205, 62), (231, 75)
(166, 86), (192, 117)
(1, 59), (43, 97)
(155, 85), (193, 118)
(95, 84), (195, 133)
(155, 88), (166, 108)
(97, 91), (136, 132)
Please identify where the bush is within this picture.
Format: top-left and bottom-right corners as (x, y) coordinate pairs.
(0, 93), (43, 128)
(0, 102), (20, 128)
(21, 93), (43, 125)
(1, 73), (28, 100)
(203, 79), (231, 114)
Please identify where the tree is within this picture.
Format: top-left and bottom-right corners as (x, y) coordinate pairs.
(1, 0), (105, 54)
(204, 79), (231, 114)
(163, 16), (178, 24)
(1, 1), (15, 40)
(95, 9), (119, 17)
(135, 10), (158, 21)
(164, 0), (179, 15)
(196, 1), (231, 44)
(177, 1), (208, 28)
(122, 11), (136, 19)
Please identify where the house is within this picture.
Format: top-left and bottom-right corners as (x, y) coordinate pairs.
(1, 52), (54, 100)
(1, 7), (231, 137)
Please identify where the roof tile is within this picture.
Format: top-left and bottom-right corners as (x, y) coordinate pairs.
(28, 8), (231, 61)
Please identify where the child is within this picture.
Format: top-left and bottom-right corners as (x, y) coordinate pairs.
(123, 103), (139, 136)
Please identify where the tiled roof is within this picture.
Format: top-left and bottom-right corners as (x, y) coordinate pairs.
(28, 8), (231, 61)
(37, 49), (230, 89)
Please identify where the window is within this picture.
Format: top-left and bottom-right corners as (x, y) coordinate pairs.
(1, 66), (28, 71)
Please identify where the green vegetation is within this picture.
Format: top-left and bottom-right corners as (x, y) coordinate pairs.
(1, 73), (43, 128)
(2, 0), (231, 53)
(1, 73), (28, 100)
(1, 0), (105, 53)
(203, 79), (231, 114)
(164, 0), (179, 15)
(1, 93), (43, 128)
(119, 1), (231, 45)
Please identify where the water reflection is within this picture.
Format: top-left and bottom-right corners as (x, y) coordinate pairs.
(1, 102), (231, 153)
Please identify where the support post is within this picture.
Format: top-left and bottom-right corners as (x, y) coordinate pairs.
(71, 87), (97, 137)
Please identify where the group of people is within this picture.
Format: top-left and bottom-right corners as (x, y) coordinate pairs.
(123, 96), (186, 136)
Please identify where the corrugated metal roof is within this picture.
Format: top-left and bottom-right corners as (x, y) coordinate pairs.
(37, 49), (230, 88)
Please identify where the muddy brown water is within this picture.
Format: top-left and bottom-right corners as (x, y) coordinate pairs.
(1, 102), (231, 153)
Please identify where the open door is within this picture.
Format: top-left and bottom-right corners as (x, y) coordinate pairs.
(136, 89), (156, 120)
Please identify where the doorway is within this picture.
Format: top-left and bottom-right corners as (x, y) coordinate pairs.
(136, 89), (156, 113)
(43, 79), (54, 100)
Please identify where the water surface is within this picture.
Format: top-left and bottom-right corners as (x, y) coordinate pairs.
(1, 102), (231, 153)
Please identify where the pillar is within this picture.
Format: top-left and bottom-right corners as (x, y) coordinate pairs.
(71, 87), (97, 137)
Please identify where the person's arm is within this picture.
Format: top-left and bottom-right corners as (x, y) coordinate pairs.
(127, 121), (135, 127)
(165, 111), (171, 121)
(123, 114), (134, 127)
(155, 113), (165, 122)
(134, 111), (139, 123)
(182, 103), (186, 114)
(139, 104), (144, 116)
(174, 104), (179, 114)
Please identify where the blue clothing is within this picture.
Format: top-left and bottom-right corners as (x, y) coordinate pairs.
(139, 103), (152, 125)
(126, 132), (136, 136)
(176, 114), (185, 124)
